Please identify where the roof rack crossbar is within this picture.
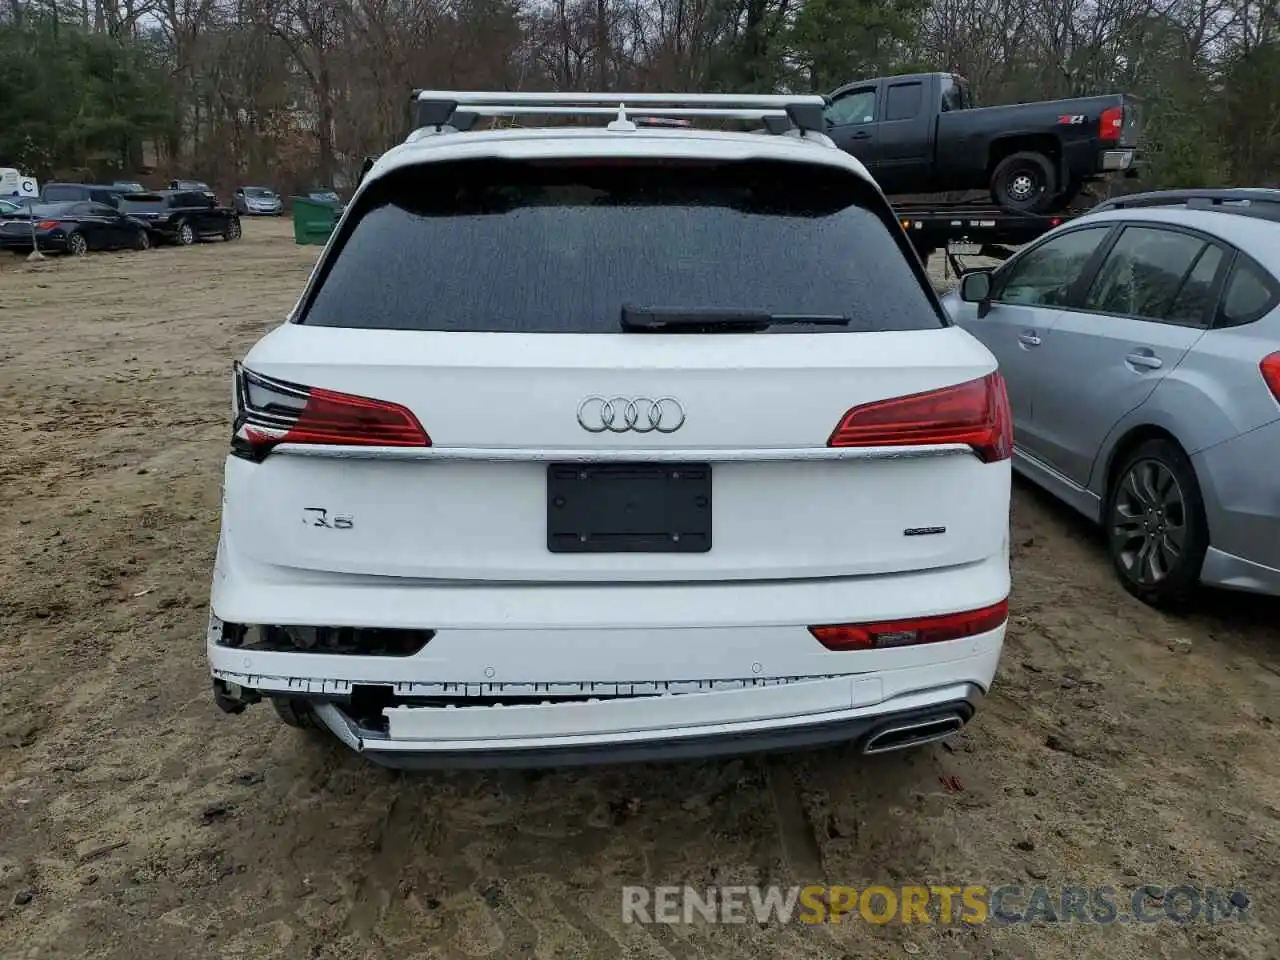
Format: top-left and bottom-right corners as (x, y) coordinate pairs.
(410, 90), (830, 135)
(1093, 188), (1280, 214)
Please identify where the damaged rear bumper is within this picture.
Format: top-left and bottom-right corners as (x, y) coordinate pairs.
(299, 684), (983, 768)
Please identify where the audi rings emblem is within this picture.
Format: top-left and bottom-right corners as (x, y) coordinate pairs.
(577, 396), (686, 434)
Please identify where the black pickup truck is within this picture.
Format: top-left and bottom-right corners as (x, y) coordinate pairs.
(118, 190), (242, 245)
(824, 72), (1142, 214)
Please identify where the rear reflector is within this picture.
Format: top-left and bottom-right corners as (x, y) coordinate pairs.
(827, 371), (1012, 462)
(1099, 105), (1124, 142)
(1261, 352), (1280, 403)
(810, 599), (1009, 651)
(231, 362), (429, 461)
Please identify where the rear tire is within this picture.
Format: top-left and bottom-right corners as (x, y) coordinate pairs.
(66, 231), (88, 256)
(990, 151), (1058, 214)
(272, 698), (321, 729)
(1105, 438), (1209, 609)
(134, 228), (151, 251)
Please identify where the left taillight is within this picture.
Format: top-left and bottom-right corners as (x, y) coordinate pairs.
(231, 362), (430, 462)
(36, 220), (59, 230)
(809, 599), (1009, 651)
(827, 371), (1012, 463)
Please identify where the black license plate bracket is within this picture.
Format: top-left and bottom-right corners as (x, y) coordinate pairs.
(547, 462), (712, 553)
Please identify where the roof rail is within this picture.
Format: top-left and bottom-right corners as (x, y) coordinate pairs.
(407, 90), (830, 138)
(1092, 188), (1280, 223)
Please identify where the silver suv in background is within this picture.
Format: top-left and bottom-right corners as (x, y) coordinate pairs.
(943, 189), (1280, 607)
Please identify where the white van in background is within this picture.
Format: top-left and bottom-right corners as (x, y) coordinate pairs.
(0, 169), (40, 199)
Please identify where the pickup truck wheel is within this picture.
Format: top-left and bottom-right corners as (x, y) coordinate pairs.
(991, 152), (1057, 214)
(175, 221), (196, 246)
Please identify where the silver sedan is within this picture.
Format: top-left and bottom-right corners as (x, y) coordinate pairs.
(941, 189), (1280, 607)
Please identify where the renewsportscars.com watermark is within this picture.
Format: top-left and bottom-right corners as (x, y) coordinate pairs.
(622, 885), (1251, 926)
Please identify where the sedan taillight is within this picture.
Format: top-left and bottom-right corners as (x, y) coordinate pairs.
(1261, 352), (1280, 403)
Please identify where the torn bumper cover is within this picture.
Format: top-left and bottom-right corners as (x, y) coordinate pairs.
(207, 611), (998, 769)
(211, 663), (983, 769)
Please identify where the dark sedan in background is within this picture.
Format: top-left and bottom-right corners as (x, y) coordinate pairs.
(0, 201), (153, 255)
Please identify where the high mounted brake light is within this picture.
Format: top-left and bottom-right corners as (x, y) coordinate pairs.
(810, 599), (1009, 651)
(1099, 105), (1124, 142)
(827, 372), (1012, 463)
(231, 363), (429, 461)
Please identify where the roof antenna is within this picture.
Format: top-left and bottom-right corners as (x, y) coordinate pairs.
(607, 102), (636, 131)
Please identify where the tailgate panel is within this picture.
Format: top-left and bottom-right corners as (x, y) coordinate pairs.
(228, 453), (1008, 582)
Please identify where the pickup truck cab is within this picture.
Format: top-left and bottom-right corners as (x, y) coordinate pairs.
(169, 179), (219, 204)
(825, 73), (1141, 214)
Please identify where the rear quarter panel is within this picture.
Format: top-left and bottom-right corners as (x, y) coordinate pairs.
(1087, 319), (1280, 497)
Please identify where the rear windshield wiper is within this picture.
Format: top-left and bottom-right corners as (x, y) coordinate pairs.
(620, 306), (852, 333)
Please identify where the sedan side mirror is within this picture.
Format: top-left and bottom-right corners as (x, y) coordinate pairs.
(960, 270), (992, 303)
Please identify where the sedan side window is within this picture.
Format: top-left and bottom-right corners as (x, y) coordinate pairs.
(1081, 226), (1207, 321)
(994, 227), (1112, 307)
(1165, 244), (1225, 326)
(825, 89), (876, 126)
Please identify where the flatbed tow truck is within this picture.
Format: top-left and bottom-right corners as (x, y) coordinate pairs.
(893, 200), (1071, 278)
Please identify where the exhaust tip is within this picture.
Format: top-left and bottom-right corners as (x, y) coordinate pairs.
(862, 713), (965, 755)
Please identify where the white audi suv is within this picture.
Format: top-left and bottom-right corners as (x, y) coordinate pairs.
(206, 91), (1013, 768)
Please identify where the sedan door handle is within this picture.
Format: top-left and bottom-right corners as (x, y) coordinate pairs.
(1018, 331), (1041, 347)
(850, 131), (871, 140)
(1126, 351), (1163, 370)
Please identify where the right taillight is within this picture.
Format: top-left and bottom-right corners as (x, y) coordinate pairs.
(1099, 105), (1124, 142)
(231, 362), (430, 461)
(36, 220), (59, 230)
(827, 371), (1012, 463)
(810, 599), (1010, 651)
(1261, 352), (1280, 403)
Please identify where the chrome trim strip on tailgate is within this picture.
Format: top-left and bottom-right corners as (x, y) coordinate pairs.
(271, 443), (973, 463)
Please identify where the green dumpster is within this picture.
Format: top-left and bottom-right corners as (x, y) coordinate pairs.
(292, 197), (336, 245)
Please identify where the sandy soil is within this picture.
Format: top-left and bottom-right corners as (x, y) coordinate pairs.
(0, 218), (1277, 960)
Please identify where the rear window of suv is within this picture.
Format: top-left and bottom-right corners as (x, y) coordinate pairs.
(298, 158), (945, 333)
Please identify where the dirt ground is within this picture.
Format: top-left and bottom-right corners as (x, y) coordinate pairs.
(0, 218), (1277, 960)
